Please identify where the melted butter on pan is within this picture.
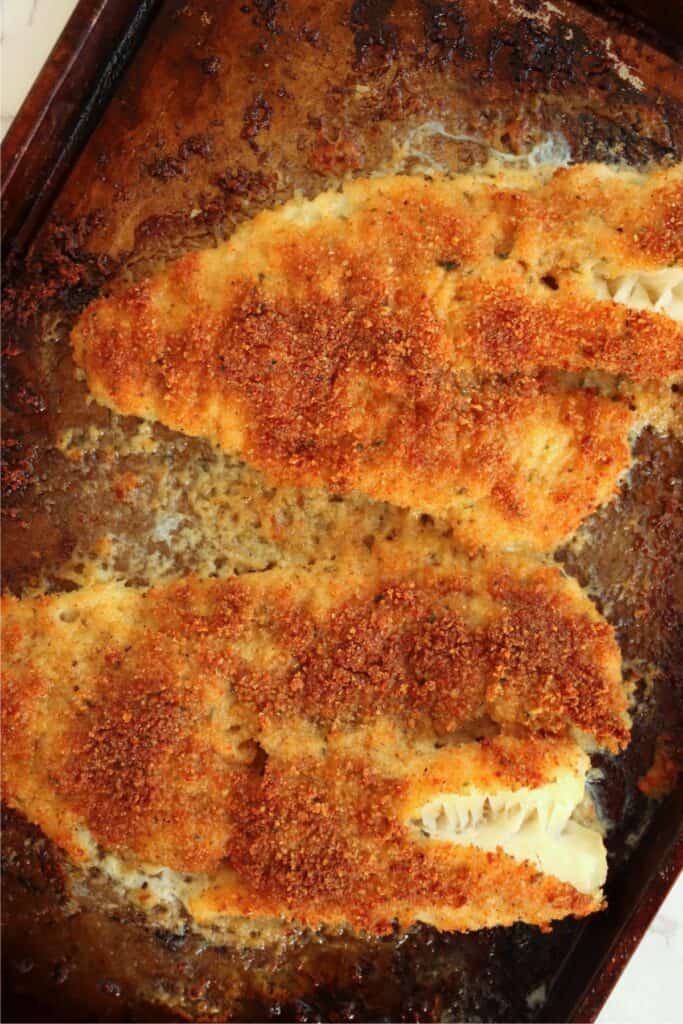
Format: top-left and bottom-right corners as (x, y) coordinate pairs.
(389, 121), (572, 176)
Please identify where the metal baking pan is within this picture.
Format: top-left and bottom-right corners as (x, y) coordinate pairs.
(2, 1), (682, 1021)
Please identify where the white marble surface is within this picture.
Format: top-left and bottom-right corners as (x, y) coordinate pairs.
(1, 0), (75, 136)
(1, 1), (682, 1021)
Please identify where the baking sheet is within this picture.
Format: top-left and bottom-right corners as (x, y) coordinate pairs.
(2, 2), (682, 1021)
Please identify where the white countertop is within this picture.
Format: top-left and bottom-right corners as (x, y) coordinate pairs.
(1, 1), (681, 1021)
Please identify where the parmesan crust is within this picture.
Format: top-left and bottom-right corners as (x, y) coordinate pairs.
(2, 548), (624, 932)
(71, 164), (683, 549)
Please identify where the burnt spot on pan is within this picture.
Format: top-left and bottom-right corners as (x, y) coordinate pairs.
(250, 0), (286, 36)
(3, 212), (119, 329)
(570, 111), (678, 164)
(349, 0), (400, 68)
(1, 437), (38, 514)
(419, 0), (472, 66)
(482, 13), (642, 101)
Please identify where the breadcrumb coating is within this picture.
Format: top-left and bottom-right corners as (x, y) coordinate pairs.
(71, 165), (683, 549)
(2, 547), (624, 930)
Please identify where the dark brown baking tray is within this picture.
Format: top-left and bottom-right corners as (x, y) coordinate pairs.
(2, 1), (682, 1021)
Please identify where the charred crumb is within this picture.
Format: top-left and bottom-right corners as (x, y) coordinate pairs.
(200, 55), (222, 75)
(1, 365), (47, 417)
(146, 156), (184, 181)
(1, 438), (38, 509)
(99, 978), (122, 998)
(178, 133), (214, 161)
(299, 22), (322, 47)
(214, 165), (275, 204)
(53, 958), (72, 985)
(251, 0), (286, 35)
(3, 212), (118, 330)
(1, 807), (68, 895)
(241, 94), (274, 149)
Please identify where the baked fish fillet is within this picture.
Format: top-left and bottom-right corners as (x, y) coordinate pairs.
(2, 548), (625, 932)
(184, 734), (606, 933)
(71, 164), (683, 550)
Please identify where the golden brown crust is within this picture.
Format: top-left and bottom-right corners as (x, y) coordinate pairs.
(71, 166), (683, 549)
(2, 548), (625, 931)
(211, 751), (596, 933)
(227, 563), (627, 748)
